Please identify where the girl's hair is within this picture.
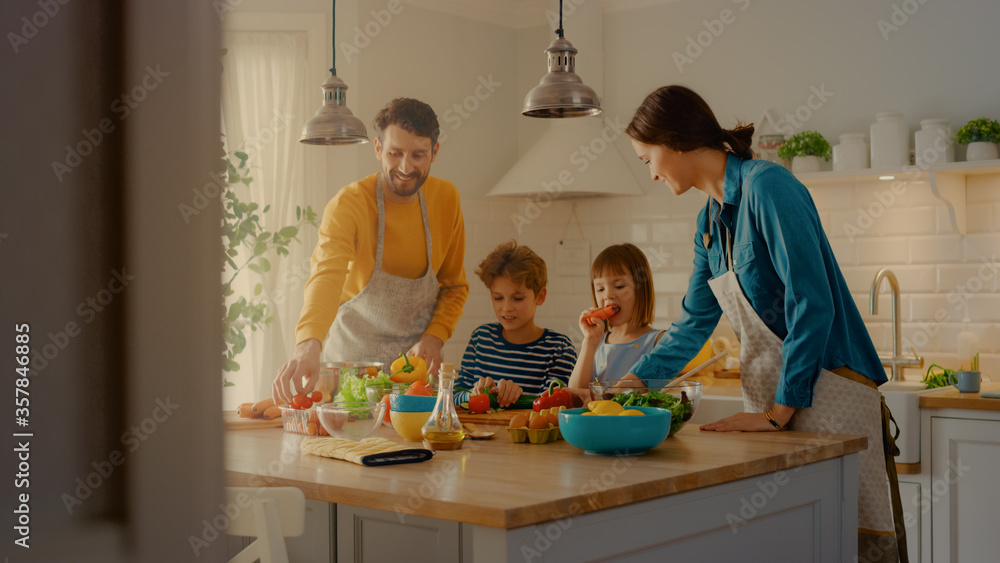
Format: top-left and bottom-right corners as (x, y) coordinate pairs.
(476, 240), (547, 295)
(590, 243), (655, 329)
(626, 85), (755, 160)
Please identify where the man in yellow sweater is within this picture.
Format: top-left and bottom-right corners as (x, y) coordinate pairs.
(273, 98), (468, 405)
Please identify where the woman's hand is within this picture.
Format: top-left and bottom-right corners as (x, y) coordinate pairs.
(699, 412), (779, 432)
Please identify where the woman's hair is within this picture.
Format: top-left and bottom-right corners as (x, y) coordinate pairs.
(476, 240), (547, 295)
(373, 97), (441, 147)
(626, 85), (755, 160)
(590, 243), (655, 329)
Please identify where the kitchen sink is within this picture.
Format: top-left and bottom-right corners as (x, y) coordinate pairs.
(880, 380), (933, 464)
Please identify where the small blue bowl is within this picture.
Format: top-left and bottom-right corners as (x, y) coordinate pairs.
(389, 394), (436, 413)
(558, 406), (671, 455)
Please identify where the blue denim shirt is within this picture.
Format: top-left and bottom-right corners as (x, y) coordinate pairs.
(631, 154), (886, 408)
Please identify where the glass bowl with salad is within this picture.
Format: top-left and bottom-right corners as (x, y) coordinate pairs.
(590, 379), (702, 437)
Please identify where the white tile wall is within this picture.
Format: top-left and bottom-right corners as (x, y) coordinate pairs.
(448, 171), (1000, 380)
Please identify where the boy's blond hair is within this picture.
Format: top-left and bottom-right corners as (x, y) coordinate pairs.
(475, 240), (547, 295)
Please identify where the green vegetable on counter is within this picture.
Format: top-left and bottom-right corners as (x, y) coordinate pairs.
(922, 364), (954, 390)
(335, 370), (395, 403)
(610, 390), (692, 436)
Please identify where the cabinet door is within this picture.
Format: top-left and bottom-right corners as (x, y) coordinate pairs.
(930, 417), (1000, 562)
(897, 480), (922, 563)
(337, 505), (460, 563)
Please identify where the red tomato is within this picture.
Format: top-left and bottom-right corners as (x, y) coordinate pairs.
(292, 393), (313, 410)
(468, 394), (490, 414)
(309, 390), (323, 403)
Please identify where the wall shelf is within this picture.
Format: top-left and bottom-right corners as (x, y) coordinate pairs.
(794, 158), (1000, 235)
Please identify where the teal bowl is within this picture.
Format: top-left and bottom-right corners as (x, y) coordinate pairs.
(389, 394), (437, 413)
(558, 406), (671, 455)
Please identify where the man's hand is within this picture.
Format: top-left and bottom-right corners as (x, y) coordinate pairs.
(407, 334), (444, 376)
(272, 339), (322, 405)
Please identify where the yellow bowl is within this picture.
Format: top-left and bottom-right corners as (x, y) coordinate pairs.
(390, 410), (431, 442)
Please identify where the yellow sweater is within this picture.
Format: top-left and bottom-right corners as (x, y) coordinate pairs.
(296, 174), (468, 347)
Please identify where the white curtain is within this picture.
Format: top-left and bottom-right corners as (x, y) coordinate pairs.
(220, 31), (315, 406)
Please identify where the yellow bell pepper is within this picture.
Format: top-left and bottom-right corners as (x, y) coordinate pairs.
(389, 354), (428, 383)
(586, 400), (625, 416)
(619, 409), (645, 416)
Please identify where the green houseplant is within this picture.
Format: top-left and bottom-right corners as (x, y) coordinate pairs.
(221, 151), (318, 385)
(777, 130), (831, 174)
(955, 117), (1000, 161)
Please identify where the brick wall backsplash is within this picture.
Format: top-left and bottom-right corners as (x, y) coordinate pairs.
(447, 172), (1000, 383)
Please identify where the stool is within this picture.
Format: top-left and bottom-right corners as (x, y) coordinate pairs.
(225, 487), (306, 563)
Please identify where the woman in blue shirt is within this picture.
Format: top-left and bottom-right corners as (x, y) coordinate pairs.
(625, 85), (900, 562)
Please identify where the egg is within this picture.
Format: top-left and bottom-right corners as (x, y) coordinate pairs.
(508, 413), (529, 429)
(528, 415), (549, 430)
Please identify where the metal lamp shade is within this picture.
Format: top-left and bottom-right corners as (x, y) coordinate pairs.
(300, 74), (369, 145)
(522, 37), (602, 118)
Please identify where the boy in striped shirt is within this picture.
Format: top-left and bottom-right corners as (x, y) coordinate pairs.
(454, 241), (577, 408)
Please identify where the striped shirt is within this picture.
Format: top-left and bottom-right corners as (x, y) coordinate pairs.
(453, 323), (577, 405)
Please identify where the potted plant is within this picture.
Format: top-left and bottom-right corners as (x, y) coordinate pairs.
(777, 130), (832, 173)
(955, 117), (1000, 161)
(221, 151), (318, 386)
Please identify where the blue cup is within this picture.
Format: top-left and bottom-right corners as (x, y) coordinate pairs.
(949, 371), (982, 393)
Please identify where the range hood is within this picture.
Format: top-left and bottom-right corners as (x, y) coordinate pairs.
(487, 0), (645, 199)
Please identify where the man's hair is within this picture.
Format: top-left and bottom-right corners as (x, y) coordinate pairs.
(475, 240), (547, 295)
(372, 98), (441, 146)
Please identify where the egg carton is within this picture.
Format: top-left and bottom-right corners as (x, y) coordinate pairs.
(507, 425), (561, 444)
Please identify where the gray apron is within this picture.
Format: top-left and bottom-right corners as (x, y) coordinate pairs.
(707, 229), (895, 540)
(327, 174), (440, 369)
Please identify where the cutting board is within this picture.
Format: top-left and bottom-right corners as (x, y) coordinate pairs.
(224, 411), (283, 430)
(457, 409), (533, 426)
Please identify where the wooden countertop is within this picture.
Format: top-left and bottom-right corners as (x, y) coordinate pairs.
(225, 425), (865, 530)
(919, 381), (1000, 411)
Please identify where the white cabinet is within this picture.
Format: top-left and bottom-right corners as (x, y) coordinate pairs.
(337, 505), (460, 563)
(929, 416), (1000, 562)
(897, 480), (922, 563)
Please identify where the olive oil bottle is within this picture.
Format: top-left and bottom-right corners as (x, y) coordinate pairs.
(421, 362), (464, 450)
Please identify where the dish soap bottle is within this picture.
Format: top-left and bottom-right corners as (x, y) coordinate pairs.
(956, 319), (979, 372)
(422, 362), (464, 450)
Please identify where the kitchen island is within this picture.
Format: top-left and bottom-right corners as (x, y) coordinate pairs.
(226, 424), (866, 562)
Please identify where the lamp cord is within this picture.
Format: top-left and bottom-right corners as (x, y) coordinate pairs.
(330, 0), (337, 75)
(556, 0), (564, 37)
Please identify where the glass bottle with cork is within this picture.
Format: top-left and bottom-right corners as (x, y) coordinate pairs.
(421, 362), (464, 450)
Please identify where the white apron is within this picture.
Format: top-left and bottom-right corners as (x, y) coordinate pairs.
(707, 231), (895, 537)
(327, 174), (440, 369)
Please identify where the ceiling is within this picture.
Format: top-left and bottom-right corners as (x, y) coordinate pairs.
(407, 0), (683, 29)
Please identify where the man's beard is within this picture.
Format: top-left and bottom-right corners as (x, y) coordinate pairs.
(384, 170), (428, 198)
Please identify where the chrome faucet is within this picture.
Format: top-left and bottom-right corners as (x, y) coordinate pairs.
(870, 269), (924, 381)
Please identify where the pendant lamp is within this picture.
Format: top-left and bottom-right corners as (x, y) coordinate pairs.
(522, 0), (602, 118)
(300, 0), (369, 145)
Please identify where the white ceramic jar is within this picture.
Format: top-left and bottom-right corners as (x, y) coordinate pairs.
(870, 110), (909, 169)
(914, 118), (954, 168)
(833, 133), (869, 171)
